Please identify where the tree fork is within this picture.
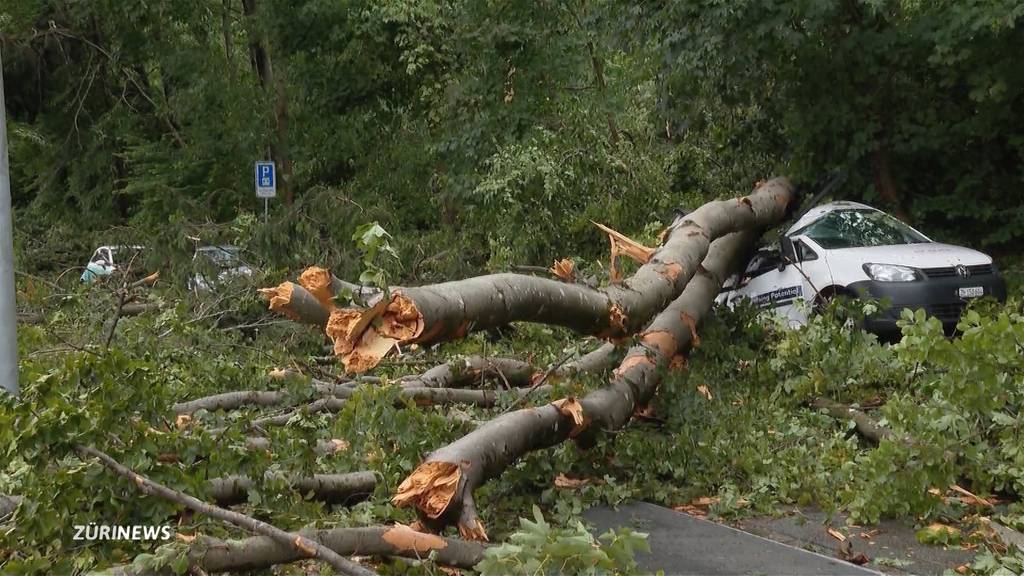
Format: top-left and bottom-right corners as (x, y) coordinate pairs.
(393, 231), (759, 538)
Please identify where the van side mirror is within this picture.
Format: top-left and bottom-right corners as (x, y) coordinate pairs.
(778, 237), (797, 271)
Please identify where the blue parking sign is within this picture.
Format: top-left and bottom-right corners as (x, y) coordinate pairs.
(255, 161), (276, 198)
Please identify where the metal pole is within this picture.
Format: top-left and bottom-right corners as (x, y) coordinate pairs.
(0, 48), (20, 397)
(264, 197), (268, 223)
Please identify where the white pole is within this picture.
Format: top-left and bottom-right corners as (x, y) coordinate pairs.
(0, 48), (20, 397)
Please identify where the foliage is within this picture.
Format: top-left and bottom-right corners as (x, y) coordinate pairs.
(659, 0), (1024, 247)
(475, 506), (651, 576)
(352, 222), (401, 291)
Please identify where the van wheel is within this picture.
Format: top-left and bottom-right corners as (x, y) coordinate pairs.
(813, 286), (855, 316)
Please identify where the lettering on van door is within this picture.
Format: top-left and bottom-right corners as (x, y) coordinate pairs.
(753, 285), (803, 308)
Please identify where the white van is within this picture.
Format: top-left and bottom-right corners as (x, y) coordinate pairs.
(717, 201), (1007, 335)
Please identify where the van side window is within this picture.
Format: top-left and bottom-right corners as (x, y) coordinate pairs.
(796, 241), (818, 262)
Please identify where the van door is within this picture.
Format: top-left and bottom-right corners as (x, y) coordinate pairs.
(735, 236), (833, 327)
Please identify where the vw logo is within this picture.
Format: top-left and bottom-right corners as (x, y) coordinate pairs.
(955, 264), (970, 278)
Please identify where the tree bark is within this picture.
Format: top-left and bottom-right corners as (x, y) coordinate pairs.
(206, 472), (376, 506)
(95, 525), (486, 575)
(393, 231), (758, 538)
(174, 389), (291, 415)
(304, 178), (793, 372)
(871, 146), (908, 222)
(249, 386), (553, 429)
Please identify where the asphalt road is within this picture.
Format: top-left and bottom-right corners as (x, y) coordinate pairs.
(585, 502), (882, 576)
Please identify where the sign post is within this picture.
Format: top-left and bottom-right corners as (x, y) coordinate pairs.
(0, 49), (19, 396)
(254, 160), (276, 222)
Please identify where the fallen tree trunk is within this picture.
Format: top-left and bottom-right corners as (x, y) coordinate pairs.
(173, 390), (292, 414)
(96, 524), (487, 575)
(400, 356), (539, 389)
(177, 352), (589, 416)
(207, 472), (377, 506)
(393, 231), (758, 538)
(250, 386), (553, 429)
(267, 178), (793, 372)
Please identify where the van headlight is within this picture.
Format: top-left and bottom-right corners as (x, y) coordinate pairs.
(863, 263), (920, 282)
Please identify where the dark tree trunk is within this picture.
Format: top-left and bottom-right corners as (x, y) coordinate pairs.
(241, 0), (294, 204)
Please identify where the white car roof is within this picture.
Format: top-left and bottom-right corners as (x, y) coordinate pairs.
(786, 201), (879, 235)
(96, 245), (145, 251)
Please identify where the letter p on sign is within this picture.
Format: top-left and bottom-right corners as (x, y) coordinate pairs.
(255, 161), (276, 198)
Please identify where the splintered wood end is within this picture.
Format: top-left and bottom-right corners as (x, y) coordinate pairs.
(550, 258), (576, 282)
(293, 536), (317, 557)
(379, 292), (423, 342)
(327, 296), (406, 372)
(551, 396), (585, 428)
(640, 330), (678, 358)
(299, 266), (336, 309)
(342, 328), (398, 374)
(458, 517), (489, 542)
(326, 308), (363, 356)
(393, 461), (461, 519)
(259, 282), (299, 321)
(382, 524), (449, 553)
(669, 355), (688, 372)
(608, 303), (628, 332)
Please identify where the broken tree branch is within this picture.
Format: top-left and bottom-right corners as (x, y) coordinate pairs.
(269, 178), (794, 372)
(393, 230), (759, 538)
(74, 445), (376, 576)
(809, 397), (891, 444)
(96, 524), (486, 575)
(258, 281), (330, 327)
(206, 472), (376, 506)
(248, 386), (553, 429)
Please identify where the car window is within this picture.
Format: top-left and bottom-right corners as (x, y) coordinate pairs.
(796, 241), (818, 261)
(793, 209), (929, 249)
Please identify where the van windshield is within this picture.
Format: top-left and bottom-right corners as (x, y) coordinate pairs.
(794, 209), (929, 249)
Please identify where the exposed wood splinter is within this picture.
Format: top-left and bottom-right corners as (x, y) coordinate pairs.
(593, 221), (655, 281)
(393, 461), (461, 519)
(299, 266), (338, 310)
(549, 258), (576, 282)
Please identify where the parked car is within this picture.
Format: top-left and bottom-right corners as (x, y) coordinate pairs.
(717, 201), (1007, 335)
(188, 245), (253, 292)
(80, 245), (145, 283)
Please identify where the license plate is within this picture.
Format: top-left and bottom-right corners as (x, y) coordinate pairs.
(958, 286), (984, 299)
